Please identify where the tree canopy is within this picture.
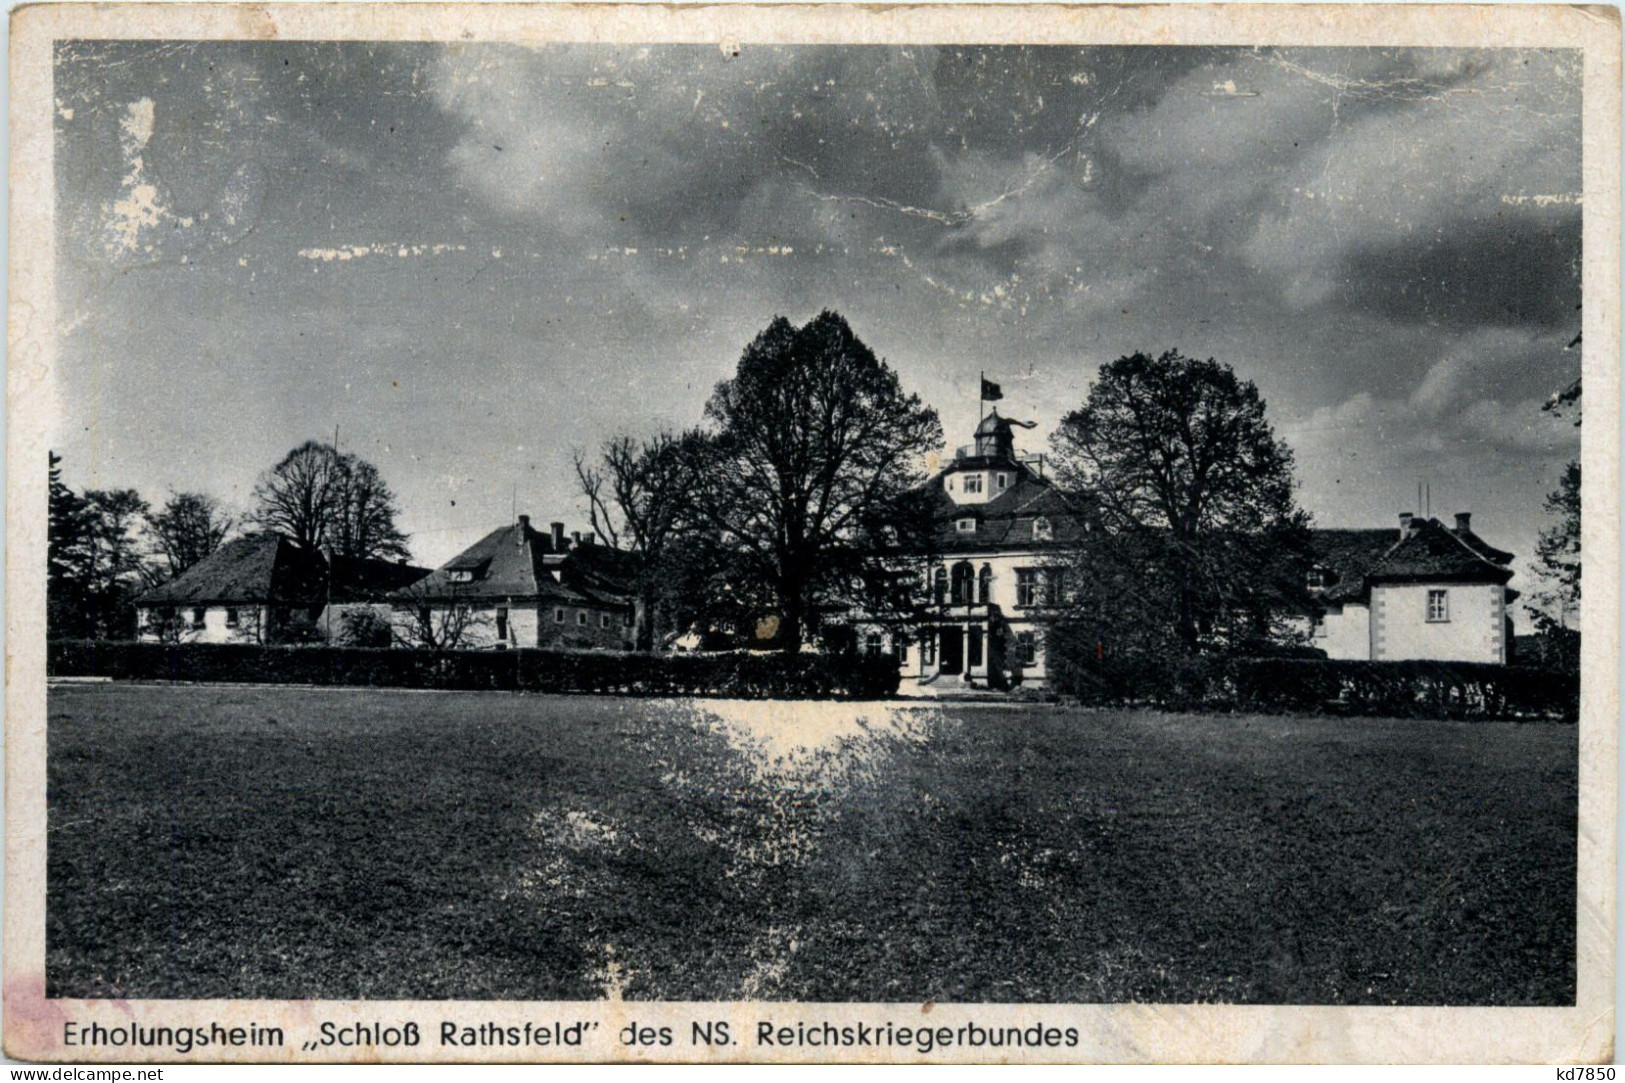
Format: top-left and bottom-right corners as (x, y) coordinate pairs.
(147, 492), (234, 580)
(699, 311), (942, 652)
(1050, 349), (1310, 653)
(250, 441), (410, 562)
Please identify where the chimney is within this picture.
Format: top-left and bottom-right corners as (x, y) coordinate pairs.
(1454, 512), (1471, 535)
(1398, 512), (1414, 539)
(517, 514), (530, 530)
(571, 531), (582, 548)
(550, 521), (565, 550)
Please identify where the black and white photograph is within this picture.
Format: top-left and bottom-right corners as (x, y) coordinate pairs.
(6, 2), (1617, 1065)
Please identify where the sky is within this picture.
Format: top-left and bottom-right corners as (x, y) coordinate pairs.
(52, 42), (1582, 613)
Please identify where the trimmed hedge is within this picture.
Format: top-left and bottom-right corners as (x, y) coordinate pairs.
(1053, 652), (1577, 721)
(47, 640), (900, 700)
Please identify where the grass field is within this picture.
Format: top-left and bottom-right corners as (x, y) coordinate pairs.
(46, 683), (1576, 1004)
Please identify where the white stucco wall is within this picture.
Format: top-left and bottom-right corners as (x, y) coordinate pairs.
(1372, 582), (1506, 663)
(1318, 603), (1372, 661)
(942, 468), (1019, 506)
(139, 604), (271, 643)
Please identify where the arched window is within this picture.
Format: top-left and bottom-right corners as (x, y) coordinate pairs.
(950, 561), (975, 605)
(933, 566), (948, 605)
(978, 564), (993, 604)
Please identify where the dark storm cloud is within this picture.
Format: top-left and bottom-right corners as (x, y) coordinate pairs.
(51, 41), (1581, 611)
(1341, 212), (1581, 331)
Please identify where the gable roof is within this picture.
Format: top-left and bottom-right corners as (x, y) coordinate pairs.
(1313, 518), (1513, 605)
(134, 534), (429, 607)
(399, 519), (638, 605)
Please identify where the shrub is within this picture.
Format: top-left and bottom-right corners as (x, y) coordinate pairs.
(1047, 638), (1576, 722)
(335, 608), (393, 649)
(46, 641), (900, 700)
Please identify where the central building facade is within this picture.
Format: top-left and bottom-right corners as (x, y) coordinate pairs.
(873, 412), (1086, 693)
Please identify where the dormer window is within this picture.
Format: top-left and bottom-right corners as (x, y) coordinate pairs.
(448, 570), (475, 583)
(956, 518), (977, 533)
(1306, 567), (1327, 590)
(1033, 517), (1052, 541)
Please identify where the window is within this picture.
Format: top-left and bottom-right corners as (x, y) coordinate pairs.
(1017, 631), (1037, 665)
(1306, 567), (1326, 590)
(448, 569), (475, 583)
(1313, 612), (1328, 638)
(1016, 568), (1038, 607)
(978, 564), (992, 604)
(577, 610), (588, 625)
(865, 632), (882, 659)
(225, 607), (239, 628)
(554, 607), (566, 623)
(997, 473), (1010, 491)
(190, 608), (206, 630)
(950, 562), (975, 605)
(624, 611), (634, 627)
(1033, 517), (1053, 541)
(933, 566), (948, 605)
(962, 474), (983, 494)
(1427, 589), (1450, 622)
(496, 606), (509, 640)
(897, 640), (909, 665)
(968, 627), (984, 667)
(600, 613), (611, 628)
(1042, 568), (1066, 606)
(923, 632), (937, 666)
(956, 518), (977, 533)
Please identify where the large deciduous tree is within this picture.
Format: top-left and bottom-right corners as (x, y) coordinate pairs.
(574, 429), (707, 650)
(1049, 349), (1310, 654)
(700, 311), (942, 652)
(250, 441), (410, 562)
(147, 491), (234, 580)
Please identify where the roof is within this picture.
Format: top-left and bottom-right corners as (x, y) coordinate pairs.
(1312, 518), (1513, 606)
(398, 519), (638, 605)
(1310, 529), (1401, 603)
(135, 534), (429, 607)
(920, 460), (1091, 554)
(327, 553), (432, 601)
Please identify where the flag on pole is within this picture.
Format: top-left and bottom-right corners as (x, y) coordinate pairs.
(980, 377), (1003, 402)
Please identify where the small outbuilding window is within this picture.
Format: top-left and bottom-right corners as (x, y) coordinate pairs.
(554, 607), (566, 623)
(225, 607), (239, 628)
(600, 613), (611, 628)
(577, 610), (588, 626)
(1427, 589), (1450, 622)
(189, 608), (206, 630)
(865, 632), (883, 659)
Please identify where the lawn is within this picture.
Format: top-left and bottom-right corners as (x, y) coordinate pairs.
(46, 683), (1575, 1004)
